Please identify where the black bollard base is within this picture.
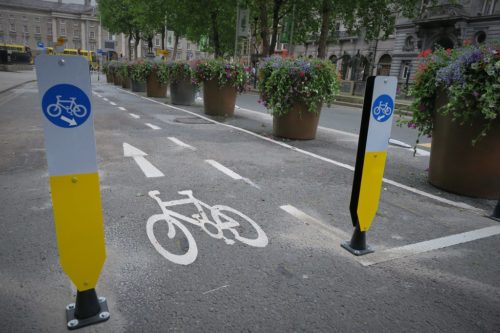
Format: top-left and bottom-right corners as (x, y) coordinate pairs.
(341, 226), (374, 256)
(66, 289), (110, 330)
(489, 200), (500, 222)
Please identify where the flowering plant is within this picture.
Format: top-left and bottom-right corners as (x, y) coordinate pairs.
(157, 61), (198, 86)
(408, 43), (500, 143)
(116, 61), (129, 80)
(194, 59), (249, 92)
(129, 59), (153, 83)
(258, 57), (339, 116)
(105, 60), (121, 76)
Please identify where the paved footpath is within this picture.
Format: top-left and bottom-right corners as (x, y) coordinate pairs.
(0, 69), (37, 93)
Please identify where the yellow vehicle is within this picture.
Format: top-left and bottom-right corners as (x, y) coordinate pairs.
(0, 43), (32, 64)
(62, 48), (99, 70)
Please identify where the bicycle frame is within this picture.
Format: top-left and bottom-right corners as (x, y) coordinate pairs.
(55, 95), (77, 110)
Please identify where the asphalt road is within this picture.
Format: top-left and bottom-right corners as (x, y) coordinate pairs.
(0, 78), (499, 332)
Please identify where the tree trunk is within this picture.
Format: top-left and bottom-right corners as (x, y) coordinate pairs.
(147, 37), (153, 54)
(259, 0), (270, 56)
(128, 34), (132, 61)
(269, 0), (283, 56)
(161, 28), (165, 50)
(172, 33), (179, 61)
(134, 31), (140, 60)
(210, 9), (222, 57)
(317, 0), (332, 59)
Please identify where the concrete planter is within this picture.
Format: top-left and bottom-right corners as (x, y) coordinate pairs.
(428, 94), (500, 199)
(202, 79), (236, 116)
(170, 78), (196, 106)
(273, 102), (322, 140)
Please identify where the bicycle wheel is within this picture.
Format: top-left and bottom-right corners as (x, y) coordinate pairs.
(210, 205), (268, 248)
(146, 214), (198, 265)
(373, 105), (382, 116)
(46, 104), (62, 117)
(72, 104), (88, 118)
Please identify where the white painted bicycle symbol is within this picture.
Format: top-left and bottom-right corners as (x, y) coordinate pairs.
(147, 190), (268, 265)
(373, 100), (392, 121)
(46, 95), (88, 118)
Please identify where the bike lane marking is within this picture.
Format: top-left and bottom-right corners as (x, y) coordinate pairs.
(205, 160), (260, 189)
(115, 88), (483, 213)
(123, 142), (164, 178)
(280, 205), (349, 240)
(129, 113), (140, 119)
(168, 137), (196, 150)
(358, 225), (500, 266)
(145, 123), (161, 130)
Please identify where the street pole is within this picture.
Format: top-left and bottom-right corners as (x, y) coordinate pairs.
(234, 1), (240, 61)
(289, 4), (295, 57)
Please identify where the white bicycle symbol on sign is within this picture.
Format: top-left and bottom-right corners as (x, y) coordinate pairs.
(373, 101), (392, 121)
(46, 95), (88, 118)
(147, 190), (268, 265)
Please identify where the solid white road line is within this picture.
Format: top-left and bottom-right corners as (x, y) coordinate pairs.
(280, 205), (349, 240)
(123, 143), (164, 178)
(116, 88), (482, 213)
(205, 160), (260, 189)
(168, 137), (196, 150)
(119, 106), (126, 111)
(359, 225), (500, 266)
(110, 101), (117, 106)
(145, 123), (161, 130)
(129, 113), (140, 119)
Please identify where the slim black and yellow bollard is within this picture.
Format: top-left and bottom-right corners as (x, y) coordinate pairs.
(342, 76), (397, 256)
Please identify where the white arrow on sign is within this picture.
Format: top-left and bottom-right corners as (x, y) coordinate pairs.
(60, 115), (77, 126)
(123, 143), (164, 178)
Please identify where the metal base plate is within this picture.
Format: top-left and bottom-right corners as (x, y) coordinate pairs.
(341, 241), (375, 256)
(66, 296), (110, 330)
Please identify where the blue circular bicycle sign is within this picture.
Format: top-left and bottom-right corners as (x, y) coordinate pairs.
(42, 84), (91, 128)
(371, 94), (394, 123)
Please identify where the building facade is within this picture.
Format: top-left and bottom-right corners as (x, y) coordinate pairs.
(0, 0), (207, 60)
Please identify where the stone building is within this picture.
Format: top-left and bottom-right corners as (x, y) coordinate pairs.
(291, 0), (500, 93)
(0, 0), (207, 60)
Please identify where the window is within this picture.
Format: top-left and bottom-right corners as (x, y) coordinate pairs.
(74, 29), (80, 37)
(60, 27), (66, 35)
(22, 16), (27, 21)
(89, 31), (95, 39)
(186, 42), (191, 50)
(90, 23), (95, 28)
(401, 60), (411, 80)
(89, 42), (96, 51)
(74, 23), (79, 28)
(10, 22), (15, 32)
(35, 17), (40, 23)
(23, 25), (28, 33)
(155, 37), (160, 46)
(47, 23), (52, 35)
(60, 21), (66, 35)
(35, 26), (41, 34)
(475, 31), (486, 44)
(108, 32), (114, 40)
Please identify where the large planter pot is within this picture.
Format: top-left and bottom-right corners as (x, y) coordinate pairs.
(273, 102), (322, 140)
(203, 79), (236, 116)
(170, 79), (196, 105)
(146, 70), (167, 97)
(106, 73), (113, 83)
(131, 80), (146, 92)
(113, 74), (122, 86)
(121, 77), (131, 89)
(428, 94), (500, 199)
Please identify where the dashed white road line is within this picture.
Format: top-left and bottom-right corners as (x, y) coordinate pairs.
(129, 113), (140, 119)
(109, 101), (117, 106)
(95, 93), (102, 98)
(145, 123), (161, 130)
(358, 225), (500, 266)
(168, 137), (196, 150)
(205, 160), (260, 189)
(280, 204), (349, 240)
(116, 88), (482, 213)
(119, 106), (127, 111)
(102, 97), (109, 101)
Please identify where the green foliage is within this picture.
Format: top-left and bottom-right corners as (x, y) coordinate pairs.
(117, 61), (129, 80)
(258, 57), (340, 116)
(129, 60), (154, 82)
(194, 59), (250, 92)
(408, 43), (500, 144)
(157, 61), (198, 85)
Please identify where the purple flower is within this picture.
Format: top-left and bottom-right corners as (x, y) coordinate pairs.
(472, 91), (480, 98)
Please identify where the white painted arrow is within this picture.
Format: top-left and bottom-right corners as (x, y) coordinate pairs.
(123, 143), (164, 178)
(60, 115), (77, 126)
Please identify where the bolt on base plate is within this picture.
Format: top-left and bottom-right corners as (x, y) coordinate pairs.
(66, 296), (110, 330)
(341, 241), (374, 256)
